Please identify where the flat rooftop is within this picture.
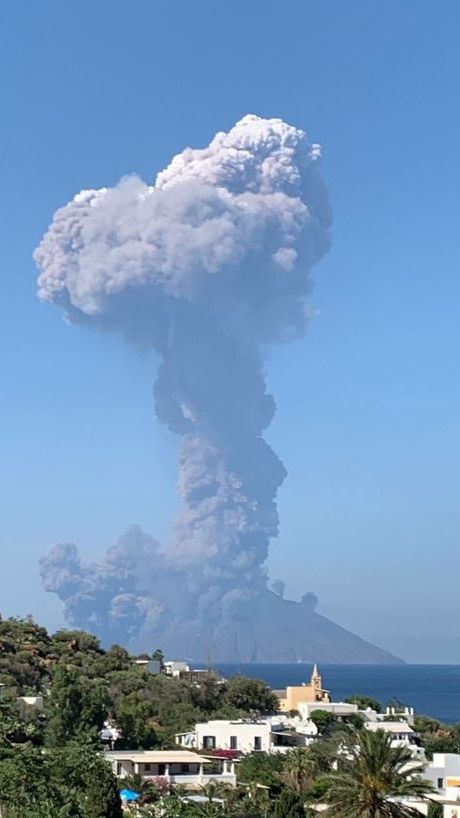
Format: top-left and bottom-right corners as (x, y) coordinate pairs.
(105, 750), (211, 764)
(366, 722), (414, 734)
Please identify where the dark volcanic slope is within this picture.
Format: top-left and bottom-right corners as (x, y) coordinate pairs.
(130, 590), (402, 664)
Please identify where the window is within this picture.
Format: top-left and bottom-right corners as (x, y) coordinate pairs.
(254, 736), (262, 751)
(116, 762), (122, 776)
(230, 736), (238, 750)
(438, 778), (444, 789)
(203, 735), (216, 749)
(144, 764), (151, 772)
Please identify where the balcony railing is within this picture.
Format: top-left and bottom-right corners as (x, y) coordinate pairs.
(142, 772), (236, 786)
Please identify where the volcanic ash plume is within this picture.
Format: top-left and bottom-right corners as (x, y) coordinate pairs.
(35, 115), (333, 656)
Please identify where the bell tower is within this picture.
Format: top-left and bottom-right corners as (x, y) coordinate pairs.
(311, 663), (322, 690)
(278, 663), (330, 711)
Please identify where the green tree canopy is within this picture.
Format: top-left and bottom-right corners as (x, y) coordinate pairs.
(271, 789), (306, 818)
(282, 747), (315, 793)
(309, 709), (337, 734)
(223, 676), (278, 714)
(55, 742), (123, 818)
(45, 665), (111, 746)
(345, 695), (382, 713)
(414, 715), (459, 758)
(427, 803), (443, 818)
(237, 751), (285, 793)
(0, 743), (122, 818)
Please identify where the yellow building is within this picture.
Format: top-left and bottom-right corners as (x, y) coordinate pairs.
(278, 665), (331, 713)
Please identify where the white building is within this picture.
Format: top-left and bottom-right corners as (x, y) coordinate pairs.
(412, 755), (460, 818)
(297, 701), (415, 725)
(423, 753), (460, 811)
(364, 720), (424, 758)
(441, 803), (460, 818)
(383, 706), (415, 725)
(164, 661), (190, 677)
(298, 701), (361, 720)
(308, 799), (428, 815)
(176, 716), (317, 755)
(18, 695), (43, 709)
(105, 749), (236, 789)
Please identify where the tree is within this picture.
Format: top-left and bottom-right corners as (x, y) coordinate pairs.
(427, 804), (443, 818)
(190, 676), (222, 713)
(0, 743), (122, 818)
(0, 746), (56, 817)
(119, 771), (164, 805)
(414, 715), (458, 758)
(304, 733), (341, 776)
(271, 789), (306, 818)
(420, 733), (458, 757)
(322, 728), (433, 817)
(53, 741), (123, 818)
(0, 698), (43, 746)
(309, 709), (337, 735)
(231, 781), (270, 818)
(345, 695), (382, 713)
(151, 793), (204, 817)
(223, 677), (278, 714)
(237, 751), (285, 793)
(282, 747), (315, 793)
(114, 693), (158, 749)
(197, 780), (237, 816)
(98, 645), (132, 674)
(45, 665), (85, 746)
(152, 648), (165, 668)
(45, 665), (111, 746)
(345, 713), (365, 731)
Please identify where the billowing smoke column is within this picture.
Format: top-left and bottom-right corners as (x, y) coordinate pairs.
(35, 115), (333, 657)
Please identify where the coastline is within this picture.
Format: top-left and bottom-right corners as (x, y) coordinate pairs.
(207, 663), (460, 724)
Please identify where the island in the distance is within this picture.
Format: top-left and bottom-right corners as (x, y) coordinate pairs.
(128, 589), (402, 664)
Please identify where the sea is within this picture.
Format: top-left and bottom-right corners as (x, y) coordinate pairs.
(211, 664), (460, 725)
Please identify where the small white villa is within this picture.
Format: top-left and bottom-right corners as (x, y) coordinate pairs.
(105, 749), (237, 789)
(364, 720), (424, 757)
(176, 716), (318, 755)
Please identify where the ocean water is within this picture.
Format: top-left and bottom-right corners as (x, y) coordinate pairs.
(213, 664), (460, 724)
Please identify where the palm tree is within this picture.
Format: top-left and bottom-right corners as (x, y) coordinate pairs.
(236, 781), (270, 818)
(282, 747), (316, 793)
(187, 781), (237, 816)
(271, 788), (307, 818)
(120, 771), (161, 805)
(322, 728), (434, 817)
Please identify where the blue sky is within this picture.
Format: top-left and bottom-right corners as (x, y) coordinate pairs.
(1, 0), (459, 662)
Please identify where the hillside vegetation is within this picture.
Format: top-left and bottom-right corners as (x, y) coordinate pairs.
(0, 615), (280, 817)
(0, 615), (278, 748)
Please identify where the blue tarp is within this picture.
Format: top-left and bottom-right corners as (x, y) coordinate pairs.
(119, 789), (139, 801)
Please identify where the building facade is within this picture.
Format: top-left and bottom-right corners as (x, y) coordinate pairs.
(278, 665), (331, 712)
(176, 716), (318, 755)
(105, 749), (236, 789)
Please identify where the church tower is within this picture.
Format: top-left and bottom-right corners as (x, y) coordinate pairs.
(311, 663), (322, 691)
(278, 663), (331, 711)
